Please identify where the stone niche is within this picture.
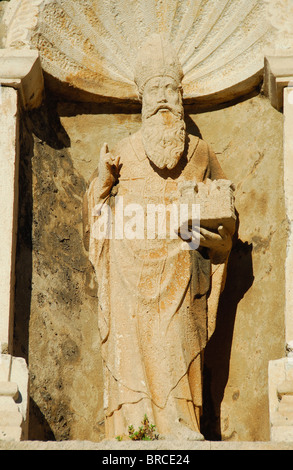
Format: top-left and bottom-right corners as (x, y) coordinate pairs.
(0, 0), (291, 442)
(51, 93), (284, 442)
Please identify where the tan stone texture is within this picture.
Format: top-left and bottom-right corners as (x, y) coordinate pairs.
(15, 101), (105, 441)
(0, 87), (18, 351)
(4, 0), (289, 108)
(16, 90), (285, 442)
(0, 439), (292, 450)
(85, 121), (230, 438)
(0, 1), (9, 46)
(190, 93), (286, 441)
(0, 0), (288, 447)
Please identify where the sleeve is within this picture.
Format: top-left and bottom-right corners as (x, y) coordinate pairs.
(83, 172), (111, 343)
(82, 168), (101, 252)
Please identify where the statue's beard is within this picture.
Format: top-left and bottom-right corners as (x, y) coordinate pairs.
(141, 104), (186, 170)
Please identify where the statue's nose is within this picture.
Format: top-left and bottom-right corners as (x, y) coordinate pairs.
(157, 88), (167, 103)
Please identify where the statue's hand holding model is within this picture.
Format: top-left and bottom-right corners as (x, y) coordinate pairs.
(199, 225), (232, 255)
(84, 34), (235, 440)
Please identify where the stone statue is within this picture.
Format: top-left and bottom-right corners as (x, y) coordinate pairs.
(83, 34), (235, 440)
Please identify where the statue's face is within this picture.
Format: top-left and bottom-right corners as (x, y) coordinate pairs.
(142, 76), (182, 119)
(141, 75), (186, 170)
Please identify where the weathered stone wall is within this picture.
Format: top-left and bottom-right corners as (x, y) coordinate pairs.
(192, 94), (286, 441)
(14, 88), (286, 441)
(14, 99), (105, 441)
(0, 1), (9, 46)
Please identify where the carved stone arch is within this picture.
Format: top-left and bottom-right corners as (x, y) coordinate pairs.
(2, 0), (288, 106)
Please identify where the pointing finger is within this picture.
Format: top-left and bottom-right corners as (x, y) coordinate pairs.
(114, 156), (121, 167)
(100, 142), (109, 159)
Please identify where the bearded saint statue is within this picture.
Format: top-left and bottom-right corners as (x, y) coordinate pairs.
(83, 34), (234, 440)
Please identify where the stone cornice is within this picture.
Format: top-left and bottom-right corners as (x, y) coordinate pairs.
(264, 54), (293, 111)
(0, 49), (44, 109)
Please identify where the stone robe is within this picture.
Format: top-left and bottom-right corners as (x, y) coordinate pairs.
(83, 130), (230, 437)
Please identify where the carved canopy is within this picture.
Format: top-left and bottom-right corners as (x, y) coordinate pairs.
(2, 0), (291, 105)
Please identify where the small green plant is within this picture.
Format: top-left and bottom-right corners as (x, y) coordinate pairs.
(115, 435), (123, 441)
(128, 414), (159, 441)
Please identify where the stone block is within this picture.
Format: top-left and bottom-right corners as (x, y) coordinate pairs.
(283, 87), (293, 347)
(264, 54), (293, 111)
(179, 179), (236, 234)
(268, 357), (293, 441)
(271, 427), (293, 443)
(0, 426), (22, 442)
(0, 396), (19, 411)
(0, 87), (18, 352)
(0, 409), (22, 427)
(0, 382), (18, 399)
(277, 380), (293, 397)
(0, 355), (29, 440)
(0, 49), (44, 110)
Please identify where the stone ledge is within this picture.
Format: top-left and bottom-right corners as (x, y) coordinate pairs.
(0, 49), (44, 109)
(264, 54), (293, 111)
(0, 440), (293, 450)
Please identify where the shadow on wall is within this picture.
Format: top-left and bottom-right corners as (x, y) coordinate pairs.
(29, 398), (55, 441)
(185, 114), (203, 139)
(13, 109), (34, 363)
(185, 114), (255, 440)
(201, 215), (254, 440)
(13, 96), (72, 441)
(14, 96), (72, 360)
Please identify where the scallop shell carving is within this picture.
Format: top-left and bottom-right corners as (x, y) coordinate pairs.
(3, 0), (280, 104)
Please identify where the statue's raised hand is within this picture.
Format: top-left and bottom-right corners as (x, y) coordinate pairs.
(98, 143), (120, 198)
